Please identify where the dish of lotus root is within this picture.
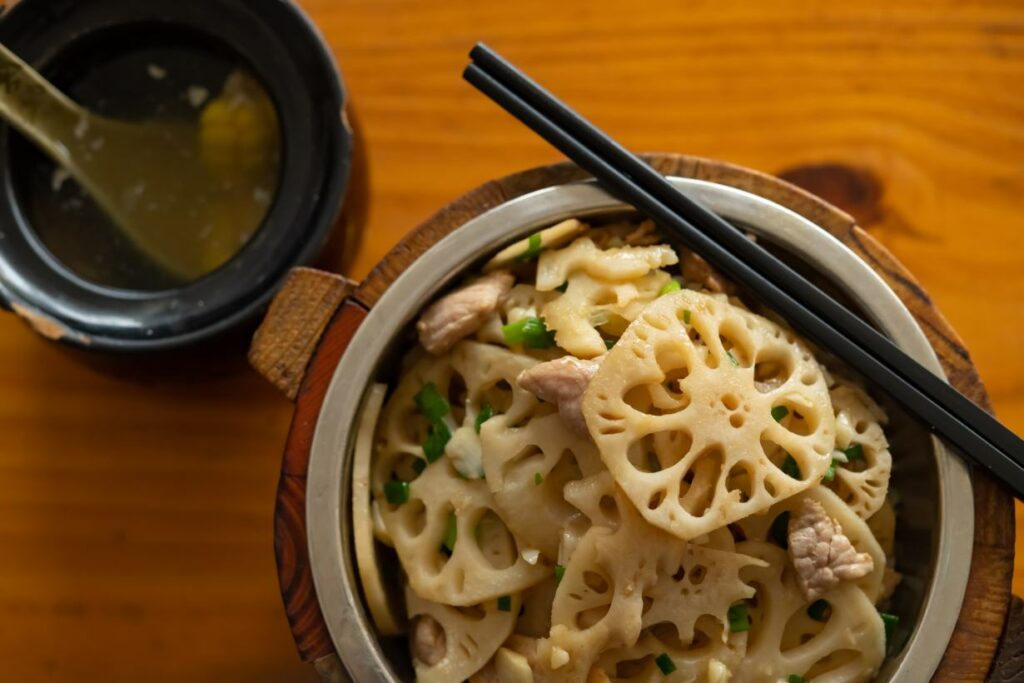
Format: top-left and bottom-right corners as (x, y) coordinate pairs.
(355, 218), (900, 682)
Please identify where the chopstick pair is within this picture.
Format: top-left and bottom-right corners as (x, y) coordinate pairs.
(463, 43), (1024, 500)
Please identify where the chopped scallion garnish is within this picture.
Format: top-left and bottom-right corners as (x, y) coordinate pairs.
(823, 461), (836, 482)
(414, 382), (450, 422)
(604, 338), (616, 350)
(655, 652), (677, 674)
(844, 443), (865, 461)
(516, 232), (543, 262)
(788, 676), (805, 683)
(879, 611), (899, 650)
(442, 512), (458, 553)
(422, 421), (451, 463)
(770, 511), (791, 549)
(683, 309), (692, 324)
(497, 595), (512, 612)
(771, 405), (789, 422)
(474, 403), (494, 434)
(726, 350), (739, 366)
(412, 458), (427, 476)
(534, 472), (544, 486)
(658, 280), (682, 297)
(555, 281), (569, 293)
(728, 603), (750, 633)
(554, 564), (565, 584)
(807, 599), (830, 621)
(502, 317), (556, 349)
(781, 454), (802, 479)
(383, 479), (410, 505)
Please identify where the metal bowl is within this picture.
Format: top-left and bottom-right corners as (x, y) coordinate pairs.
(305, 178), (973, 681)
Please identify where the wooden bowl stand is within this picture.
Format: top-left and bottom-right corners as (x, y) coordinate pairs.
(249, 154), (1020, 682)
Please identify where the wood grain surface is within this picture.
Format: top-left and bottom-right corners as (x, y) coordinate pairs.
(0, 1), (1021, 682)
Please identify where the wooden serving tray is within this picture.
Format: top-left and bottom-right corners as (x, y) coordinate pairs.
(249, 154), (1020, 682)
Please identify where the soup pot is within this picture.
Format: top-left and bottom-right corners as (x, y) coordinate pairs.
(249, 154), (1020, 682)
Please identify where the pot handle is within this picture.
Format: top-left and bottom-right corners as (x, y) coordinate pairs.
(990, 595), (1024, 681)
(250, 267), (366, 681)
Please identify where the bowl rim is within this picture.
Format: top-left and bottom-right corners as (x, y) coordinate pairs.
(306, 177), (974, 682)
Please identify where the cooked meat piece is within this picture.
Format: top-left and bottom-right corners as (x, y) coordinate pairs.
(681, 250), (735, 295)
(411, 614), (446, 666)
(518, 356), (603, 437)
(417, 270), (514, 354)
(788, 498), (874, 600)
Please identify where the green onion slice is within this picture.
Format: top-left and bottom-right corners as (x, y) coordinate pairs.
(682, 309), (692, 324)
(771, 405), (790, 422)
(823, 461), (836, 482)
(534, 472), (544, 486)
(781, 454), (802, 480)
(422, 421), (451, 463)
(554, 564), (565, 584)
(658, 280), (682, 297)
(497, 595), (512, 612)
(844, 443), (865, 461)
(654, 652), (677, 674)
(474, 403), (494, 434)
(412, 458), (427, 476)
(502, 317), (556, 349)
(879, 611), (899, 649)
(728, 603), (750, 633)
(383, 479), (409, 505)
(516, 233), (543, 262)
(726, 350), (739, 366)
(788, 676), (805, 683)
(414, 382), (450, 422)
(604, 338), (617, 350)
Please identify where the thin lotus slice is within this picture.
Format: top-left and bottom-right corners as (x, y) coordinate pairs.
(825, 378), (893, 519)
(594, 621), (747, 683)
(406, 586), (519, 683)
(538, 236), (678, 358)
(352, 383), (402, 635)
(734, 485), (886, 603)
(584, 290), (836, 540)
(731, 542), (885, 683)
(485, 218), (589, 271)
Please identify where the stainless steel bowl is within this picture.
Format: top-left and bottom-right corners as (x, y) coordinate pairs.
(306, 178), (974, 682)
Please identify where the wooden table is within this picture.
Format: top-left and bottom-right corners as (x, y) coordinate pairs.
(1, 1), (1021, 680)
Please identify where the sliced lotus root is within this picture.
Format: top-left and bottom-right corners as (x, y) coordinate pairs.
(536, 236), (677, 358)
(734, 485), (886, 603)
(405, 586), (519, 683)
(867, 498), (896, 559)
(485, 218), (590, 271)
(482, 410), (602, 558)
(584, 290), (836, 540)
(352, 383), (403, 635)
(825, 379), (892, 519)
(594, 622), (748, 683)
(731, 541), (885, 683)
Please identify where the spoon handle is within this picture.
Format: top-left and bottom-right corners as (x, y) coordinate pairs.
(0, 41), (89, 164)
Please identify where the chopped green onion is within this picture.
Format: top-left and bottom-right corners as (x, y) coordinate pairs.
(604, 338), (617, 350)
(788, 676), (805, 683)
(516, 233), (543, 262)
(655, 652), (677, 675)
(658, 280), (682, 297)
(555, 281), (569, 293)
(412, 458), (427, 476)
(534, 472), (544, 486)
(823, 460), (836, 482)
(879, 611), (899, 649)
(554, 564), (566, 584)
(771, 405), (790, 422)
(683, 309), (692, 324)
(383, 479), (410, 505)
(726, 350), (739, 367)
(422, 421), (451, 463)
(497, 595), (512, 612)
(770, 511), (791, 549)
(474, 403), (493, 434)
(414, 382), (450, 422)
(442, 512), (458, 553)
(728, 603), (750, 633)
(502, 317), (556, 349)
(807, 599), (830, 621)
(844, 443), (865, 461)
(782, 454), (802, 480)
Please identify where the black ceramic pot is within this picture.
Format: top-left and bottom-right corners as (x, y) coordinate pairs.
(0, 0), (352, 351)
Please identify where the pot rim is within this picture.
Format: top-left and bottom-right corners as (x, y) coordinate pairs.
(307, 177), (973, 682)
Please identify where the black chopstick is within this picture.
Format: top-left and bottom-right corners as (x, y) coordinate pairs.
(463, 49), (1024, 499)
